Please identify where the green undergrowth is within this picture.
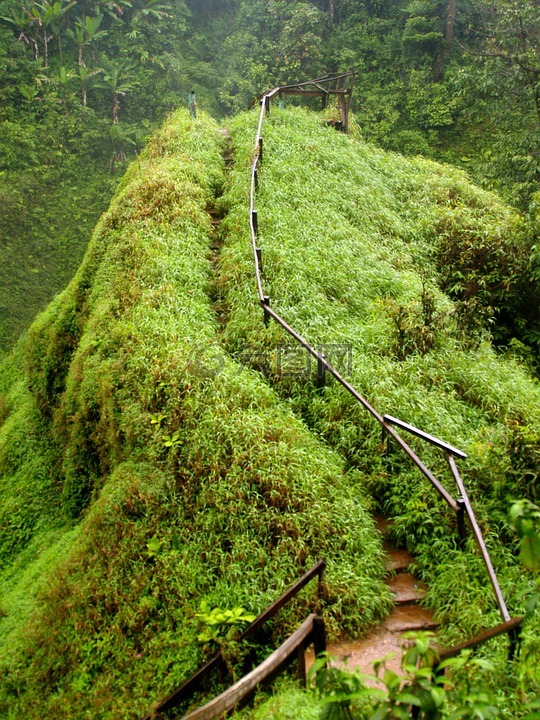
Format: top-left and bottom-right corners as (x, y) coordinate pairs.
(0, 148), (119, 351)
(230, 676), (322, 720)
(218, 107), (540, 711)
(0, 108), (389, 719)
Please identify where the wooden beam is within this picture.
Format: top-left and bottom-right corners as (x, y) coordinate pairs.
(383, 414), (467, 459)
(141, 561), (325, 719)
(181, 615), (324, 720)
(438, 616), (523, 662)
(238, 560), (325, 640)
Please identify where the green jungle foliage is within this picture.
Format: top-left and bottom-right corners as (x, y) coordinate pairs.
(0, 0), (539, 711)
(0, 108), (391, 719)
(1, 0), (539, 354)
(219, 107), (540, 714)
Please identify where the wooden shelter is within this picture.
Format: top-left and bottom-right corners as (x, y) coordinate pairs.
(251, 71), (356, 133)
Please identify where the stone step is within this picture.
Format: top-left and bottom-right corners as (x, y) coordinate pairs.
(383, 604), (439, 632)
(386, 547), (414, 574)
(388, 572), (426, 604)
(375, 515), (391, 536)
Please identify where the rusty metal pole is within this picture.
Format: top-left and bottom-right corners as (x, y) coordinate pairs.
(456, 497), (467, 548)
(316, 353), (326, 389)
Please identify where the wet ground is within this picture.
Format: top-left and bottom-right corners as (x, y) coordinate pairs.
(307, 517), (439, 681)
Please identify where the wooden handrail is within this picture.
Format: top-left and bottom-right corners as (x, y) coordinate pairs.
(249, 72), (356, 109)
(141, 561), (325, 719)
(181, 614), (326, 720)
(384, 414), (467, 459)
(446, 454), (510, 623)
(259, 302), (459, 513)
(248, 80), (519, 635)
(250, 87), (460, 515)
(238, 559), (325, 640)
(437, 616), (523, 663)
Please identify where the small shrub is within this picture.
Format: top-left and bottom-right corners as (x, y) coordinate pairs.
(0, 394), (9, 427)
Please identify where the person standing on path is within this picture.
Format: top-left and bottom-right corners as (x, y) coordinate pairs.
(188, 90), (197, 119)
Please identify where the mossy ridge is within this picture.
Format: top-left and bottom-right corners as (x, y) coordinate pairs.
(0, 109), (389, 719)
(219, 107), (540, 708)
(0, 337), (74, 633)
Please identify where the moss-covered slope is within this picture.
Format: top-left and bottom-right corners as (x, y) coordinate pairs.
(0, 110), (388, 719)
(219, 107), (540, 701)
(1, 105), (539, 719)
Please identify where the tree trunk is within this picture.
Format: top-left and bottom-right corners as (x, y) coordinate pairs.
(113, 95), (119, 124)
(434, 0), (457, 80)
(530, 70), (540, 125)
(43, 31), (48, 67)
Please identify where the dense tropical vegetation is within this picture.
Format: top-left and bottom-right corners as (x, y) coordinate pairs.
(1, 0), (539, 349)
(0, 103), (538, 718)
(0, 109), (392, 718)
(221, 106), (540, 718)
(0, 0), (539, 718)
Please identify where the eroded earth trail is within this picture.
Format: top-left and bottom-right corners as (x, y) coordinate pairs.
(309, 517), (438, 679)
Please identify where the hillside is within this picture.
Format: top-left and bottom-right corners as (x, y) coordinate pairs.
(0, 109), (389, 719)
(2, 0), (539, 355)
(0, 106), (538, 718)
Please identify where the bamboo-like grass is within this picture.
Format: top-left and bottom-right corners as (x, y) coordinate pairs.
(0, 109), (390, 719)
(219, 106), (540, 707)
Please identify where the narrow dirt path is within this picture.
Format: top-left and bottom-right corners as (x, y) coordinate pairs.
(206, 129), (232, 332)
(308, 516), (438, 679)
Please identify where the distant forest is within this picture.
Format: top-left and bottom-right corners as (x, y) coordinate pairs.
(1, 0), (539, 348)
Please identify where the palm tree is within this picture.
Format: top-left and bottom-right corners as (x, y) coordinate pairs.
(28, 0), (75, 67)
(77, 64), (102, 107)
(0, 6), (39, 59)
(69, 13), (106, 68)
(99, 59), (138, 123)
(49, 0), (76, 65)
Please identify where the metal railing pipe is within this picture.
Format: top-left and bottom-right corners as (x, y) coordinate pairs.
(262, 303), (458, 511)
(446, 454), (510, 622)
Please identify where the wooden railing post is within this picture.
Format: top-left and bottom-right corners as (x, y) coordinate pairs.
(508, 624), (522, 661)
(316, 353), (326, 389)
(381, 423), (388, 456)
(316, 560), (326, 611)
(297, 641), (307, 686)
(456, 497), (467, 548)
(261, 296), (270, 326)
(312, 616), (326, 658)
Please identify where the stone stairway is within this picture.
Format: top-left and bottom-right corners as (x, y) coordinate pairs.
(318, 517), (438, 678)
